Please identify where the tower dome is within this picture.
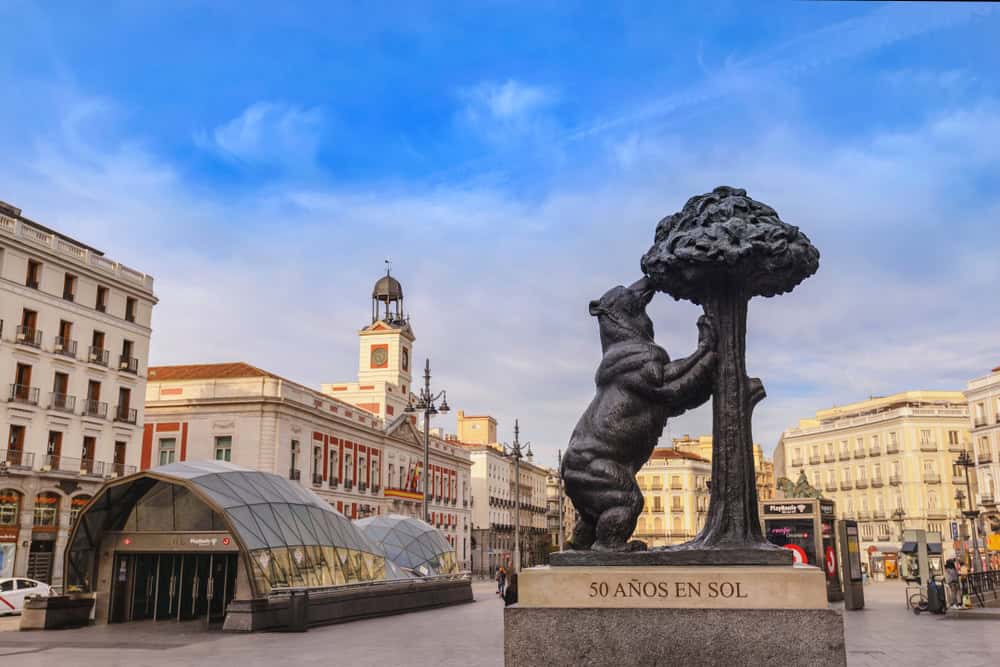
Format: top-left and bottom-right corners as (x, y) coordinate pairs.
(371, 264), (406, 325)
(372, 274), (404, 301)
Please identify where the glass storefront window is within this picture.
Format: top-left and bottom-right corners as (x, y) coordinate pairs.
(0, 489), (20, 525)
(69, 495), (91, 526)
(33, 492), (60, 528)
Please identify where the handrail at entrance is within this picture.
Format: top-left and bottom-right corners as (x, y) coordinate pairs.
(268, 571), (471, 597)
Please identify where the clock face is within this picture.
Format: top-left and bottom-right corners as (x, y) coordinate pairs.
(401, 348), (409, 371)
(371, 346), (388, 368)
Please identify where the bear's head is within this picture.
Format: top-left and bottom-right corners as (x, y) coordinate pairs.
(589, 277), (655, 348)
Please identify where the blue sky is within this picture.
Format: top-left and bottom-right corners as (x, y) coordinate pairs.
(2, 2), (999, 467)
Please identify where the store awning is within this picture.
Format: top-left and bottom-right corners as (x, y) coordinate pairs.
(900, 542), (942, 554)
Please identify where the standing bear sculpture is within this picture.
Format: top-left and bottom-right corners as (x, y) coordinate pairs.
(560, 276), (717, 552)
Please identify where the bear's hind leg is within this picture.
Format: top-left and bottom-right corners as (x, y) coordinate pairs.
(586, 458), (645, 552)
(594, 506), (646, 552)
(569, 519), (596, 550)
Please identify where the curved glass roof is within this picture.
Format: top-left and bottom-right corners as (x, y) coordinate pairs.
(356, 514), (458, 577)
(66, 461), (407, 595)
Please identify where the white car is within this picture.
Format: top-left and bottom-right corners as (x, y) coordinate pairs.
(0, 577), (54, 615)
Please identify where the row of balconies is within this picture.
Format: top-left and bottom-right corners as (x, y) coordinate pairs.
(973, 415), (1000, 427)
(6, 326), (139, 373)
(7, 385), (136, 423)
(793, 443), (957, 468)
(824, 474), (928, 490)
(488, 496), (546, 513)
(0, 448), (135, 477)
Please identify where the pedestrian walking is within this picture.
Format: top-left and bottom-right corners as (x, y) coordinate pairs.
(496, 566), (507, 596)
(504, 573), (519, 607)
(944, 558), (961, 608)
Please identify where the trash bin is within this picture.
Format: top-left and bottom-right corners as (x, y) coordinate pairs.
(285, 590), (309, 632)
(926, 580), (946, 615)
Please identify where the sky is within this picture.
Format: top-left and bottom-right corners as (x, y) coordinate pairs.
(2, 1), (999, 469)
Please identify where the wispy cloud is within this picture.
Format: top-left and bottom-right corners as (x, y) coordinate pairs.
(457, 79), (558, 146)
(196, 101), (324, 168)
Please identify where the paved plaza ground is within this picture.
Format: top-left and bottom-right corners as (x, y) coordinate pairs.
(0, 579), (995, 666)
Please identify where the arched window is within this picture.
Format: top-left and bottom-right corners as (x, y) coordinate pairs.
(70, 495), (92, 526)
(0, 489), (21, 526)
(653, 516), (663, 532)
(33, 492), (60, 529)
(672, 516), (682, 533)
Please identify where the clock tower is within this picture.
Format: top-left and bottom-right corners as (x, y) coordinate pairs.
(358, 268), (414, 389)
(321, 266), (414, 422)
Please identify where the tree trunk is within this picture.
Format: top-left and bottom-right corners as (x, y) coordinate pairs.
(690, 289), (767, 548)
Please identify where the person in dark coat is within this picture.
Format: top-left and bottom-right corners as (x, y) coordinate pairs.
(504, 573), (518, 606)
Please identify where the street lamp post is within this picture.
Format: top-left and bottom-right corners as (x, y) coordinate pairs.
(892, 507), (906, 541)
(503, 420), (532, 573)
(403, 358), (449, 523)
(954, 451), (983, 572)
(557, 448), (565, 552)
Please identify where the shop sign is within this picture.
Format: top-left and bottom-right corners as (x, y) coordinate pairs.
(988, 534), (1000, 552)
(764, 502), (811, 515)
(819, 500), (835, 517)
(0, 526), (18, 542)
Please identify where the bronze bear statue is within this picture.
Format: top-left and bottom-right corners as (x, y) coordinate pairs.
(561, 277), (717, 551)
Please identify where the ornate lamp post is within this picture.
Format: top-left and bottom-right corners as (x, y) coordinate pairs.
(954, 451), (983, 572)
(503, 420), (532, 573)
(891, 507), (906, 541)
(403, 358), (449, 523)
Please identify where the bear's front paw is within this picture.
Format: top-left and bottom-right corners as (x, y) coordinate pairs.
(697, 314), (718, 348)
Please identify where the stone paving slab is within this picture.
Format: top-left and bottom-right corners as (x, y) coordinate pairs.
(0, 579), (995, 666)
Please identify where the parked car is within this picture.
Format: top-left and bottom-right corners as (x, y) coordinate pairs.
(0, 577), (54, 615)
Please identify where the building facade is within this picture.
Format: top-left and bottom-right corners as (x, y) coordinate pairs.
(965, 366), (1000, 564)
(634, 446), (712, 546)
(0, 201), (154, 585)
(459, 411), (548, 575)
(778, 391), (972, 560)
(966, 367), (1000, 510)
(545, 467), (576, 551)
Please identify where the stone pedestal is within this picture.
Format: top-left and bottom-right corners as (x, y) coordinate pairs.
(505, 565), (846, 667)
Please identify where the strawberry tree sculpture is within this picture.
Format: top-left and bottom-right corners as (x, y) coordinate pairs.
(641, 186), (819, 561)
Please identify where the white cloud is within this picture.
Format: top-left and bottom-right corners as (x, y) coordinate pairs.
(462, 80), (554, 120)
(198, 101), (324, 167)
(457, 80), (559, 147)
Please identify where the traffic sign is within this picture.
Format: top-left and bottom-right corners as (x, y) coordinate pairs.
(951, 522), (959, 540)
(824, 546), (837, 576)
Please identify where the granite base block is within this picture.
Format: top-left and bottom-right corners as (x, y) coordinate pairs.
(505, 606), (846, 667)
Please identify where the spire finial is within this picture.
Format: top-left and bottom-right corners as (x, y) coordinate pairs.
(385, 258), (392, 276)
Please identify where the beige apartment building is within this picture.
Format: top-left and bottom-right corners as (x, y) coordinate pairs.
(634, 446), (712, 547)
(458, 411), (548, 575)
(545, 467), (576, 551)
(966, 366), (1000, 509)
(0, 201), (155, 584)
(778, 391), (972, 557)
(672, 434), (776, 501)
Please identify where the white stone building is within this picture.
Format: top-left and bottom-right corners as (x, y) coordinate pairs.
(459, 411), (549, 575)
(143, 271), (473, 568)
(0, 201), (155, 585)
